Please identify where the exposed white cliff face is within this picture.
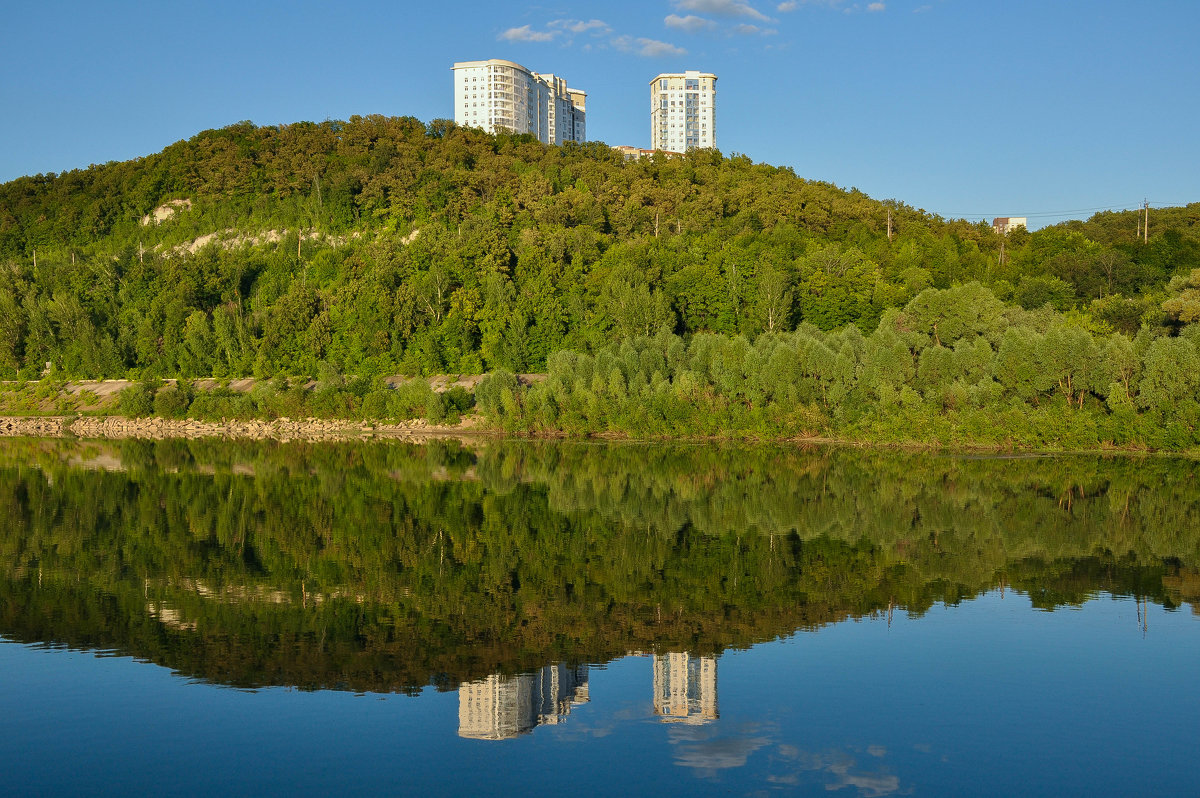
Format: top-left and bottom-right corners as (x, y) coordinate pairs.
(141, 198), (193, 226)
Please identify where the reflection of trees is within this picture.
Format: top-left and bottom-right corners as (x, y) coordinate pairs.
(0, 438), (1197, 693)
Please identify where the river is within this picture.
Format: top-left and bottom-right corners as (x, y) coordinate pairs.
(0, 438), (1197, 795)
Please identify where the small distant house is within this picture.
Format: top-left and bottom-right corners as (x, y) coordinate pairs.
(611, 145), (678, 161)
(992, 217), (1027, 235)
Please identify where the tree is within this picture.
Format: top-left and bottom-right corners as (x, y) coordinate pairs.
(1162, 269), (1200, 328)
(1014, 275), (1074, 311)
(796, 244), (879, 331)
(754, 264), (793, 334)
(179, 311), (214, 377)
(1138, 337), (1200, 412)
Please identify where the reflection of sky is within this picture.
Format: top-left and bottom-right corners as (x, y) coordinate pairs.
(769, 746), (905, 797)
(4, 591), (1200, 795)
(667, 722), (771, 775)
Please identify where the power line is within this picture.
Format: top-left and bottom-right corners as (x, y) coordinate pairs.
(934, 200), (1196, 221)
(936, 202), (1143, 219)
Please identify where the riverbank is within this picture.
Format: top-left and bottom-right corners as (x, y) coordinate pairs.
(4, 414), (1194, 459)
(0, 415), (490, 442)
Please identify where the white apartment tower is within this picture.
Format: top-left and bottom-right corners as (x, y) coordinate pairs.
(650, 71), (717, 152)
(452, 59), (586, 145)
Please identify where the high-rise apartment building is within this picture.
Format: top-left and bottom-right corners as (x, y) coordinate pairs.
(650, 71), (717, 152)
(452, 59), (586, 145)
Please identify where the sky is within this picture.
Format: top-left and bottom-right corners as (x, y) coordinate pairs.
(1, 0), (1197, 228)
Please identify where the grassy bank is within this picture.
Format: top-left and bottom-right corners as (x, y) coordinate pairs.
(0, 374), (476, 426)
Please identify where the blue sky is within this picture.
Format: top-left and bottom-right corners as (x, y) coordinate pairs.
(1, 0), (1197, 228)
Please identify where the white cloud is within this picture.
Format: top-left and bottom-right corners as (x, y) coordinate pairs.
(639, 37), (688, 56)
(549, 18), (612, 35)
(777, 1), (798, 9)
(734, 22), (760, 33)
(665, 13), (718, 32)
(498, 25), (556, 42)
(867, 2), (885, 11)
(673, 0), (772, 22)
(614, 35), (688, 56)
(781, 0), (845, 7)
(733, 23), (777, 34)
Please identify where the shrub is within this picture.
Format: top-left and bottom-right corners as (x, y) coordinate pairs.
(117, 383), (156, 417)
(153, 383), (193, 418)
(187, 388), (256, 420)
(475, 370), (521, 421)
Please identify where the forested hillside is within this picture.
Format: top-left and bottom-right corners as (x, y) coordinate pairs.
(2, 115), (1197, 381)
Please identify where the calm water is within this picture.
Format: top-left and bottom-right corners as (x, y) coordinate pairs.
(0, 438), (1197, 796)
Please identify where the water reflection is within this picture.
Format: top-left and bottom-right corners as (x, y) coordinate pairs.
(3, 437), (1200, 795)
(0, 436), (1198, 697)
(447, 647), (914, 795)
(454, 652), (719, 740)
(652, 652), (718, 725)
(458, 664), (590, 740)
(770, 747), (902, 798)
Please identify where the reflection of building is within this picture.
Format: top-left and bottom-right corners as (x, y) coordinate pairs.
(458, 664), (589, 740)
(452, 59), (586, 145)
(652, 652), (718, 724)
(992, 216), (1027, 235)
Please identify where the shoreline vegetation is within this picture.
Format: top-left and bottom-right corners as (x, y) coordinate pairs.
(3, 278), (1200, 453)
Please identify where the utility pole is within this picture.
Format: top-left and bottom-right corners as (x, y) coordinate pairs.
(887, 208), (892, 242)
(1143, 199), (1149, 244)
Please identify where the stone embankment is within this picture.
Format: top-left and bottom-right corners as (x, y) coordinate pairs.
(0, 417), (69, 436)
(0, 416), (486, 442)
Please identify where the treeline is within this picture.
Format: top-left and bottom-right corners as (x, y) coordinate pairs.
(476, 281), (1200, 449)
(0, 116), (1198, 380)
(0, 438), (1196, 691)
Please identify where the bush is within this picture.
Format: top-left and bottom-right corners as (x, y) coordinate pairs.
(359, 380), (435, 421)
(443, 386), (474, 414)
(308, 387), (358, 418)
(117, 383), (156, 417)
(187, 388), (256, 420)
(475, 370), (521, 421)
(425, 392), (448, 425)
(153, 383), (193, 418)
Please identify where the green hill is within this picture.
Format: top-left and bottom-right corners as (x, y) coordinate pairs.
(1, 115), (1196, 380)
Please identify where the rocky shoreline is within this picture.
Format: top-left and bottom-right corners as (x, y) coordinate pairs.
(0, 415), (488, 442)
